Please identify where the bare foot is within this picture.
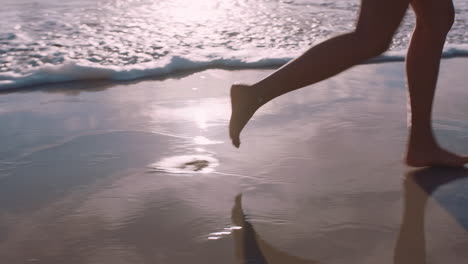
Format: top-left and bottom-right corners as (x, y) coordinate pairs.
(229, 84), (262, 148)
(405, 144), (468, 167)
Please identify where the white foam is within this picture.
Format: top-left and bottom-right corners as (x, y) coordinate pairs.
(1, 44), (468, 91)
(0, 55), (291, 90)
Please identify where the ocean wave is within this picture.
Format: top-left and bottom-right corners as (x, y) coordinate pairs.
(2, 45), (468, 91)
(0, 55), (292, 90)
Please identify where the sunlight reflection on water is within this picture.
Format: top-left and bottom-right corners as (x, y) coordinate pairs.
(7, 0), (465, 75)
(150, 154), (219, 174)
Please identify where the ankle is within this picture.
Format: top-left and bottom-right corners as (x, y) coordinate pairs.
(408, 125), (436, 142)
(248, 84), (266, 107)
(407, 136), (440, 152)
(407, 140), (441, 154)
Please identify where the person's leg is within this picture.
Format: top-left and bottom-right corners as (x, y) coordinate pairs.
(229, 0), (410, 147)
(405, 0), (468, 167)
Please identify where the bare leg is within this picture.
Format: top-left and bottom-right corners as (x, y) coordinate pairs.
(229, 0), (409, 147)
(404, 0), (468, 167)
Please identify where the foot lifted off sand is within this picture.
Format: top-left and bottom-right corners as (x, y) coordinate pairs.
(229, 84), (262, 148)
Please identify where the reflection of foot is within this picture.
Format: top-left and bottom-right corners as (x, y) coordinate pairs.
(407, 167), (468, 194)
(405, 144), (468, 168)
(229, 84), (262, 148)
(231, 194), (245, 226)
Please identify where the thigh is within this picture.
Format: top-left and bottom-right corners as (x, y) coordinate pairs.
(355, 0), (410, 39)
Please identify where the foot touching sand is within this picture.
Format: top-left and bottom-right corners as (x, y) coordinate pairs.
(229, 84), (262, 148)
(405, 143), (468, 168)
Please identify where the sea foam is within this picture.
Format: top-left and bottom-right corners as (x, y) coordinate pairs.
(1, 45), (468, 91)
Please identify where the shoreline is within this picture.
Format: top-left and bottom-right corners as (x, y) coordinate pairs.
(2, 53), (468, 93)
(1, 58), (468, 263)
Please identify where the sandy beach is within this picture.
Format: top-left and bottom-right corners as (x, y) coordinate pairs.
(1, 58), (468, 263)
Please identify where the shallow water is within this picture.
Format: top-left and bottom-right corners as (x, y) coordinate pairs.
(2, 0), (468, 89)
(1, 60), (468, 263)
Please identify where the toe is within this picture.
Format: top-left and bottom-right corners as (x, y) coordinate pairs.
(232, 137), (240, 148)
(458, 155), (468, 166)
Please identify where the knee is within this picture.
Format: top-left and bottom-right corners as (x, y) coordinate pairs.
(416, 4), (455, 35)
(351, 30), (393, 59)
(367, 36), (393, 57)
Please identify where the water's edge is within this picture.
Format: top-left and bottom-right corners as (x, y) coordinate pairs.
(2, 46), (468, 91)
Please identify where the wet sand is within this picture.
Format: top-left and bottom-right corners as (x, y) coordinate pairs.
(1, 59), (468, 263)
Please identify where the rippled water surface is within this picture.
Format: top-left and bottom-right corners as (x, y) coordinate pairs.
(1, 61), (468, 263)
(2, 0), (468, 89)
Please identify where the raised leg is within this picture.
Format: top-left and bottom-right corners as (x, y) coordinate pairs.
(404, 0), (468, 167)
(229, 0), (410, 147)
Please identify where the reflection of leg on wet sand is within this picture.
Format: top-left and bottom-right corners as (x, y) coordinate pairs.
(394, 168), (468, 264)
(231, 195), (318, 264)
(229, 168), (467, 264)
